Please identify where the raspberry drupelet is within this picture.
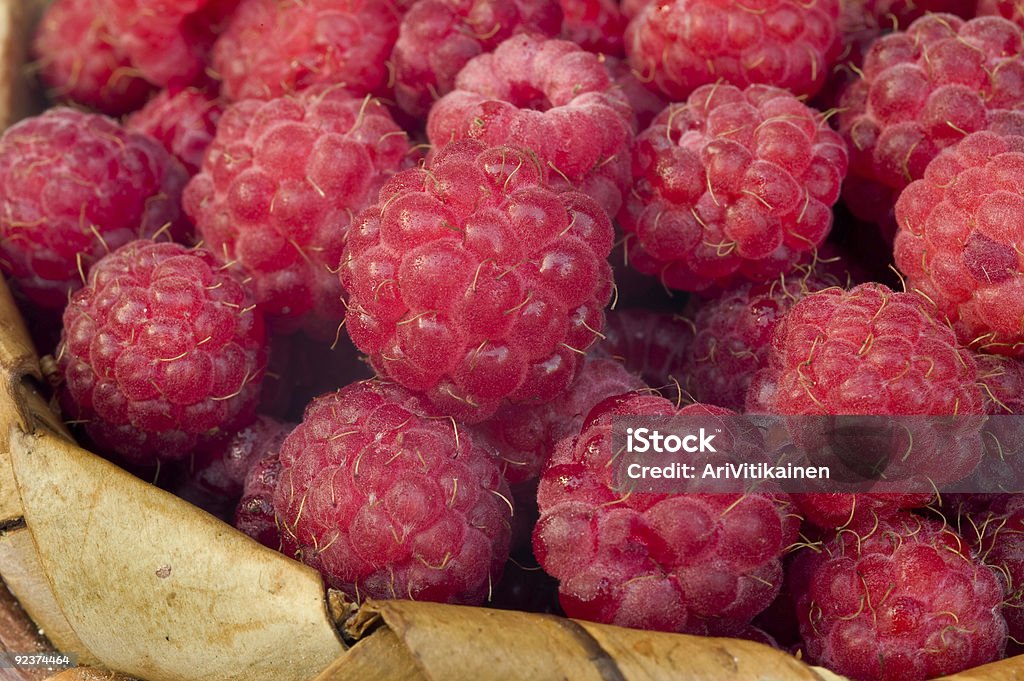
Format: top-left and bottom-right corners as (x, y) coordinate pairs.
(31, 0), (156, 116)
(212, 0), (403, 102)
(57, 240), (268, 466)
(0, 108), (190, 310)
(390, 0), (563, 119)
(793, 513), (1007, 681)
(426, 33), (635, 216)
(183, 86), (412, 337)
(619, 84), (848, 292)
(534, 392), (801, 634)
(838, 14), (1024, 228)
(340, 139), (615, 423)
(894, 132), (1024, 357)
(624, 0), (841, 100)
(273, 380), (512, 604)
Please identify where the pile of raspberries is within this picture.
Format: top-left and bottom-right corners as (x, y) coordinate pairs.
(9, 0), (1024, 679)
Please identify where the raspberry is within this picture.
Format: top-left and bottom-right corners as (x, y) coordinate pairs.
(101, 0), (237, 88)
(235, 449), (283, 548)
(57, 240), (268, 466)
(558, 0), (627, 55)
(838, 15), (1024, 228)
(683, 256), (850, 411)
(979, 0), (1024, 31)
(126, 86), (224, 175)
(390, 0), (562, 119)
(0, 108), (190, 310)
(599, 308), (692, 393)
(794, 513), (1007, 680)
(340, 140), (615, 422)
(621, 0), (652, 17)
(977, 353), (1024, 414)
(534, 393), (800, 634)
(619, 84), (848, 292)
(624, 0), (840, 101)
(605, 55), (667, 131)
(273, 380), (512, 604)
(183, 87), (412, 337)
(212, 0), (402, 102)
(474, 355), (644, 485)
(426, 34), (635, 216)
(31, 0), (156, 116)
(894, 132), (1024, 357)
(967, 496), (1024, 651)
(747, 283), (984, 527)
(183, 414), (293, 499)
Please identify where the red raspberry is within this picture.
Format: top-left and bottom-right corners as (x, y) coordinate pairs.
(558, 0), (627, 55)
(534, 393), (800, 634)
(474, 355), (644, 485)
(183, 414), (293, 499)
(969, 496), (1024, 651)
(620, 84), (848, 292)
(599, 308), (692, 393)
(426, 34), (635, 216)
(235, 449), (283, 549)
(624, 0), (840, 100)
(0, 108), (190, 310)
(32, 0), (156, 116)
(57, 240), (268, 466)
(183, 87), (412, 337)
(605, 55), (667, 130)
(126, 86), (224, 175)
(838, 15), (1024, 228)
(100, 0), (237, 88)
(212, 0), (402, 102)
(683, 256), (850, 411)
(794, 513), (1007, 680)
(979, 0), (1024, 31)
(340, 140), (615, 422)
(977, 353), (1024, 414)
(390, 0), (562, 119)
(895, 132), (1024, 357)
(621, 0), (652, 17)
(273, 380), (512, 604)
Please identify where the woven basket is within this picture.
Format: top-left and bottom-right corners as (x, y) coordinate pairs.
(1, 2), (1023, 679)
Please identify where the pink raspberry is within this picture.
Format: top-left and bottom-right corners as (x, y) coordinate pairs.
(126, 86), (224, 175)
(57, 240), (268, 466)
(979, 0), (1024, 30)
(599, 308), (692, 392)
(747, 283), (984, 527)
(474, 355), (644, 485)
(794, 513), (1007, 680)
(32, 0), (156, 116)
(183, 87), (412, 337)
(838, 15), (1024, 228)
(683, 256), (850, 411)
(534, 393), (800, 634)
(426, 33), (635, 216)
(619, 84), (848, 292)
(558, 0), (627, 55)
(605, 55), (667, 130)
(624, 0), (840, 100)
(340, 140), (615, 422)
(390, 0), (562, 119)
(212, 0), (402, 102)
(0, 108), (190, 310)
(977, 353), (1024, 414)
(968, 496), (1024, 651)
(895, 132), (1024, 357)
(273, 380), (512, 604)
(100, 0), (238, 88)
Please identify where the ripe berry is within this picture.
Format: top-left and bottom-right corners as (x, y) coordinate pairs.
(625, 0), (840, 100)
(32, 0), (155, 115)
(558, 0), (627, 55)
(794, 513), (1007, 681)
(620, 84), (848, 292)
(126, 86), (224, 175)
(0, 108), (190, 310)
(183, 86), (412, 337)
(894, 131), (1024, 357)
(57, 240), (268, 466)
(599, 308), (692, 393)
(212, 0), (402, 102)
(534, 392), (800, 634)
(340, 139), (615, 422)
(426, 34), (635, 216)
(273, 380), (512, 604)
